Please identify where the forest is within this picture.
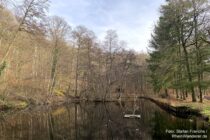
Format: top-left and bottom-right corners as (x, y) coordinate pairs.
(0, 0), (210, 106)
(148, 0), (210, 103)
(0, 0), (148, 107)
(1, 0), (210, 139)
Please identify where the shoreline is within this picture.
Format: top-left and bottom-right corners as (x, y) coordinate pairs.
(0, 96), (209, 123)
(138, 96), (209, 122)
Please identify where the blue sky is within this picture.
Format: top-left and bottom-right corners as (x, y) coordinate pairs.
(49, 0), (165, 52)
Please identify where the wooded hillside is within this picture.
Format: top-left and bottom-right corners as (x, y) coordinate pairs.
(0, 0), (148, 106)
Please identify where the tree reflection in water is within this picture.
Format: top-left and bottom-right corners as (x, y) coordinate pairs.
(0, 100), (209, 140)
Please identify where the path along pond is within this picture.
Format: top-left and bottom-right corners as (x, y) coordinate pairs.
(0, 99), (209, 140)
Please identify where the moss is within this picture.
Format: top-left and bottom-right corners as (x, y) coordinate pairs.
(154, 97), (210, 122)
(0, 101), (13, 110)
(16, 101), (28, 109)
(4, 101), (29, 110)
(54, 89), (65, 96)
(201, 106), (210, 122)
(178, 103), (210, 122)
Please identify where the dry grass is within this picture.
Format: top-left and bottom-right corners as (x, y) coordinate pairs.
(152, 93), (210, 122)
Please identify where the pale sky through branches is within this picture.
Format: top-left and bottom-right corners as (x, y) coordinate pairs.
(50, 0), (165, 52)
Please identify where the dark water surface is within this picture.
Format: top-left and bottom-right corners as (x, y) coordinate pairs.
(0, 99), (209, 140)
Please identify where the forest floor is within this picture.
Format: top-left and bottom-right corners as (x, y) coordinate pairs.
(152, 94), (210, 122)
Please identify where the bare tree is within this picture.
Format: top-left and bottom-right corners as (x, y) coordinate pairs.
(72, 26), (94, 97)
(103, 30), (119, 99)
(47, 16), (71, 95)
(0, 0), (49, 72)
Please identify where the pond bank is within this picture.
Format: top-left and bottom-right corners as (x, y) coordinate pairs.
(138, 96), (209, 122)
(0, 95), (209, 123)
(0, 95), (67, 112)
(0, 96), (121, 112)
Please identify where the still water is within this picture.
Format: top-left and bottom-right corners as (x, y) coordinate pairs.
(0, 99), (209, 140)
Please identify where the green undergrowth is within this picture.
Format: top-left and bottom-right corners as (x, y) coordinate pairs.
(201, 106), (210, 122)
(177, 102), (210, 122)
(0, 99), (28, 110)
(54, 89), (65, 96)
(155, 97), (210, 122)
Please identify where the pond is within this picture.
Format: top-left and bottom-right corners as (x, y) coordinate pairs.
(0, 99), (209, 140)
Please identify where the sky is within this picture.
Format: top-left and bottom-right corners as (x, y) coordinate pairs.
(49, 0), (165, 52)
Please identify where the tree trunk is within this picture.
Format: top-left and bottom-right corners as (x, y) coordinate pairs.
(183, 46), (196, 102)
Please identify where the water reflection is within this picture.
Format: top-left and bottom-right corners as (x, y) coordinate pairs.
(0, 100), (209, 140)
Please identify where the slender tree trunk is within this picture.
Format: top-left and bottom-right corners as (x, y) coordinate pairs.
(165, 88), (168, 97)
(193, 3), (202, 102)
(48, 42), (59, 95)
(185, 90), (188, 98)
(75, 44), (80, 97)
(183, 46), (196, 102)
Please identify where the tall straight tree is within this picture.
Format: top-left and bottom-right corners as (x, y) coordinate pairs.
(72, 26), (93, 97)
(47, 16), (71, 95)
(103, 30), (119, 99)
(191, 0), (210, 102)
